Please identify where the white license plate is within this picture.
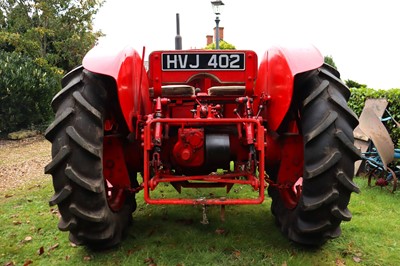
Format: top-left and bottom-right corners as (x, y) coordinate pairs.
(162, 52), (245, 71)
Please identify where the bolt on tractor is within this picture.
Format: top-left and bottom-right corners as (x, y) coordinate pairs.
(45, 44), (361, 249)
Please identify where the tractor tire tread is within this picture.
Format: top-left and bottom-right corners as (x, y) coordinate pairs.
(301, 188), (338, 211)
(297, 218), (331, 234)
(66, 126), (101, 158)
(46, 68), (134, 249)
(304, 111), (337, 143)
(331, 206), (352, 221)
(335, 130), (362, 160)
(320, 66), (350, 99)
(302, 80), (329, 108)
(49, 184), (72, 206)
(72, 91), (102, 122)
(44, 107), (74, 141)
(69, 203), (106, 223)
(304, 151), (341, 179)
(336, 170), (360, 193)
(328, 94), (359, 126)
(51, 70), (83, 111)
(320, 67), (344, 85)
(65, 165), (103, 193)
(44, 146), (71, 174)
(269, 64), (360, 245)
(58, 216), (77, 231)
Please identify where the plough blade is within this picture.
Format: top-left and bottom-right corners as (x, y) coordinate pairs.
(355, 98), (394, 172)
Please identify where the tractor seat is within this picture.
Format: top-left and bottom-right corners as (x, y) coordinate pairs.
(208, 86), (246, 96)
(149, 85), (195, 97)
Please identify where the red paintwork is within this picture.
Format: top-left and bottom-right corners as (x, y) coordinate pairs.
(81, 45), (324, 207)
(142, 117), (265, 205)
(83, 45), (151, 132)
(103, 136), (131, 187)
(255, 45), (323, 131)
(276, 134), (304, 209)
(103, 136), (131, 211)
(148, 50), (258, 96)
(172, 128), (205, 167)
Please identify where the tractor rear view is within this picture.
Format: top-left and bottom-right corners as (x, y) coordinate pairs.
(45, 45), (360, 249)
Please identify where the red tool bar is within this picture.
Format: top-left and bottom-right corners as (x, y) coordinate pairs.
(142, 117), (265, 205)
(149, 173), (260, 190)
(144, 197), (264, 205)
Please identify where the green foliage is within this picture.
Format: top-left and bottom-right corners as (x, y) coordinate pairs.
(0, 51), (62, 133)
(349, 87), (400, 147)
(324, 55), (337, 70)
(0, 0), (103, 133)
(205, 40), (236, 50)
(345, 79), (367, 89)
(0, 0), (104, 72)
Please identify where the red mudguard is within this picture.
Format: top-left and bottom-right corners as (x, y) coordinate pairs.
(255, 45), (323, 131)
(82, 45), (151, 132)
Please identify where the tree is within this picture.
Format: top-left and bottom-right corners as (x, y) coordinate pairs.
(0, 0), (103, 133)
(0, 0), (104, 72)
(0, 50), (62, 133)
(205, 40), (236, 50)
(345, 79), (367, 89)
(324, 55), (337, 70)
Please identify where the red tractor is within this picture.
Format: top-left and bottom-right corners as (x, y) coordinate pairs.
(45, 44), (360, 249)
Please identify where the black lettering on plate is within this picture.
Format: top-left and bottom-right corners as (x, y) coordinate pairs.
(162, 53), (245, 70)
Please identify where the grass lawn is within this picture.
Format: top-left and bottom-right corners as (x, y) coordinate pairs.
(1, 138), (400, 265)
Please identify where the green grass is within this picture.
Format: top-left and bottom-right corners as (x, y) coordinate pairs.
(1, 177), (400, 266)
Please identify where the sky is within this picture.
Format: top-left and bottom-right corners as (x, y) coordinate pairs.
(93, 0), (400, 89)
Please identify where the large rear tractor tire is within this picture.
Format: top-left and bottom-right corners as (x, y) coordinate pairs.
(45, 67), (136, 249)
(268, 64), (361, 246)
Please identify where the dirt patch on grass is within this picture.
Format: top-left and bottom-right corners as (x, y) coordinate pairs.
(0, 135), (51, 193)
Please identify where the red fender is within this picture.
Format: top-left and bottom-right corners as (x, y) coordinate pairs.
(255, 45), (323, 131)
(83, 45), (151, 132)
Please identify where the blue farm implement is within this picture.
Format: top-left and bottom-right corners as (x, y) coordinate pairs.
(354, 98), (400, 192)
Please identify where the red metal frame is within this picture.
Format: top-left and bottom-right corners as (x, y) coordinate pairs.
(142, 117), (265, 205)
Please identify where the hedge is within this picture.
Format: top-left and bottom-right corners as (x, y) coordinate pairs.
(349, 87), (400, 147)
(0, 51), (62, 134)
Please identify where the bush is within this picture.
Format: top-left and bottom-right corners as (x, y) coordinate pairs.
(0, 51), (62, 134)
(349, 87), (400, 147)
(204, 40), (236, 50)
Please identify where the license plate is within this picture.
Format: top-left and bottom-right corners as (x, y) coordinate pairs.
(162, 52), (245, 71)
